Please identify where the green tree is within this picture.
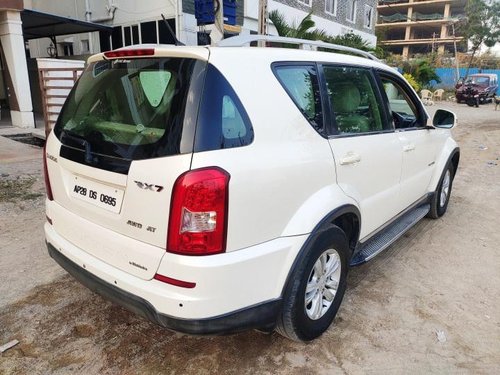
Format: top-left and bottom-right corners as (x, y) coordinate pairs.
(268, 10), (328, 41)
(268, 10), (377, 56)
(461, 0), (500, 77)
(402, 59), (441, 89)
(327, 32), (371, 51)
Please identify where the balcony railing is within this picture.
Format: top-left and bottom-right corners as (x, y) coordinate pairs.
(379, 0), (408, 4)
(378, 13), (465, 24)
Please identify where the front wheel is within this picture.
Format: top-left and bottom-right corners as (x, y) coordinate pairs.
(428, 163), (454, 219)
(276, 226), (349, 341)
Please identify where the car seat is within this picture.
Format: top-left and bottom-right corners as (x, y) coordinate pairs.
(332, 84), (371, 133)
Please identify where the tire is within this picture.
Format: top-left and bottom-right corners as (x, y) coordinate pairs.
(276, 226), (349, 342)
(428, 163), (454, 219)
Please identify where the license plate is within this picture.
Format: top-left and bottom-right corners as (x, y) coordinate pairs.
(70, 175), (124, 213)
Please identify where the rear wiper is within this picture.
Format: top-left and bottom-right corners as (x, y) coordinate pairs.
(61, 130), (93, 164)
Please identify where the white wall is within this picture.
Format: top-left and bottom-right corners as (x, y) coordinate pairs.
(25, 0), (178, 57)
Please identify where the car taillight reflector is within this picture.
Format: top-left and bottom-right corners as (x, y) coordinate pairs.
(154, 274), (196, 289)
(167, 167), (230, 256)
(103, 48), (155, 58)
(43, 145), (53, 201)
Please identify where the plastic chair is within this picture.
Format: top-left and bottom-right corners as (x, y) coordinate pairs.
(433, 89), (444, 101)
(420, 89), (433, 101)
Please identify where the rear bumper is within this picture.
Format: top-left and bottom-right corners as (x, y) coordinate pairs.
(47, 242), (281, 334)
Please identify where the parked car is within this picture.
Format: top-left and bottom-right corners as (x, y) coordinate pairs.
(44, 36), (460, 342)
(455, 73), (499, 106)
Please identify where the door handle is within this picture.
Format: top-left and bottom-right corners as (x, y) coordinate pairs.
(340, 153), (361, 165)
(403, 144), (416, 152)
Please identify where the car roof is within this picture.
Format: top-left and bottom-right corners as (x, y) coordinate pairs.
(470, 74), (496, 78)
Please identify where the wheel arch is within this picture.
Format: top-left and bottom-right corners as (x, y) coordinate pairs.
(428, 144), (460, 193)
(280, 205), (361, 298)
(450, 150), (460, 179)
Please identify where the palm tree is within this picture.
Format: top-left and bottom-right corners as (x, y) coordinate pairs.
(268, 10), (328, 41)
(268, 10), (379, 56)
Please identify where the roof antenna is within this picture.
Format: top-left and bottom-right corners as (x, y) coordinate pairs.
(161, 14), (185, 46)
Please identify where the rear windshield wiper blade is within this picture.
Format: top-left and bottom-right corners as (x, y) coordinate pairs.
(61, 130), (93, 164)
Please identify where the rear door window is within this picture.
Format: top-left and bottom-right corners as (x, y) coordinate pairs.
(273, 64), (323, 133)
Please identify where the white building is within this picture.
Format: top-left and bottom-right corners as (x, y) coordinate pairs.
(26, 0), (377, 58)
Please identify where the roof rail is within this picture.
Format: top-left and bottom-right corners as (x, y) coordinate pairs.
(217, 35), (380, 61)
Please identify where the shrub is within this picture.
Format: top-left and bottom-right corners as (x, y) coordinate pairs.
(403, 73), (420, 92)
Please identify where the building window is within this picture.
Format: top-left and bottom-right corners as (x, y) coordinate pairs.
(132, 25), (139, 44)
(297, 0), (312, 7)
(325, 0), (336, 15)
(81, 39), (90, 53)
(124, 25), (141, 46)
(61, 43), (74, 56)
(111, 26), (123, 49)
(158, 19), (176, 44)
(364, 5), (373, 28)
(141, 21), (158, 44)
(124, 26), (132, 46)
(346, 1), (357, 23)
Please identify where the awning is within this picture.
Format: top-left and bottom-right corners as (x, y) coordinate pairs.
(21, 9), (112, 40)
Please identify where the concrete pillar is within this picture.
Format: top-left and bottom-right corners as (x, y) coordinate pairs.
(0, 10), (35, 128)
(441, 3), (451, 39)
(407, 6), (413, 22)
(403, 46), (409, 59)
(405, 25), (411, 40)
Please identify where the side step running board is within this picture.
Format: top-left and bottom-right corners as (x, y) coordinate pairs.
(350, 204), (430, 266)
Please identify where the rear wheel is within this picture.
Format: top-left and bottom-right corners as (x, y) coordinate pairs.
(276, 226), (349, 342)
(428, 163), (454, 219)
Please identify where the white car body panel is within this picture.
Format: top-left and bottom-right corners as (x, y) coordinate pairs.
(45, 131), (193, 276)
(329, 133), (402, 239)
(45, 221), (306, 318)
(398, 129), (441, 208)
(427, 133), (459, 192)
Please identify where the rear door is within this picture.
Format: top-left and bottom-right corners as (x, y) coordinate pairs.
(46, 50), (208, 278)
(323, 65), (402, 239)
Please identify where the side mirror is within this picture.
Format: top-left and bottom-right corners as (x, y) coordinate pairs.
(433, 109), (457, 129)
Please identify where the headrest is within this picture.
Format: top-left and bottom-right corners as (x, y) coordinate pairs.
(332, 84), (361, 113)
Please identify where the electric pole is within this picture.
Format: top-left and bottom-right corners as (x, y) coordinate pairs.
(210, 0), (225, 45)
(258, 0), (267, 46)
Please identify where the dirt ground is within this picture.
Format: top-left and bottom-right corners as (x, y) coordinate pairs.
(1, 101), (499, 374)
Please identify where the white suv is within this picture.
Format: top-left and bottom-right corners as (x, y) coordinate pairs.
(44, 36), (459, 342)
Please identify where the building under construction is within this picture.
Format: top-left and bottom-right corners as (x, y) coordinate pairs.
(376, 0), (467, 58)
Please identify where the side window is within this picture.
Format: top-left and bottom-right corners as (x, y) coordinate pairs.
(323, 66), (385, 135)
(380, 76), (421, 129)
(195, 64), (254, 152)
(274, 64), (323, 132)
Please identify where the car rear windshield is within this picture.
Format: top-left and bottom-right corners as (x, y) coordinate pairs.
(54, 57), (204, 161)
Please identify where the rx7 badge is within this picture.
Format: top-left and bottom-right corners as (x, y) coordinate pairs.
(133, 181), (163, 192)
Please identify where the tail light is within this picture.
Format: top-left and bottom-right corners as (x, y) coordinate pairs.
(43, 145), (53, 201)
(167, 167), (230, 256)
